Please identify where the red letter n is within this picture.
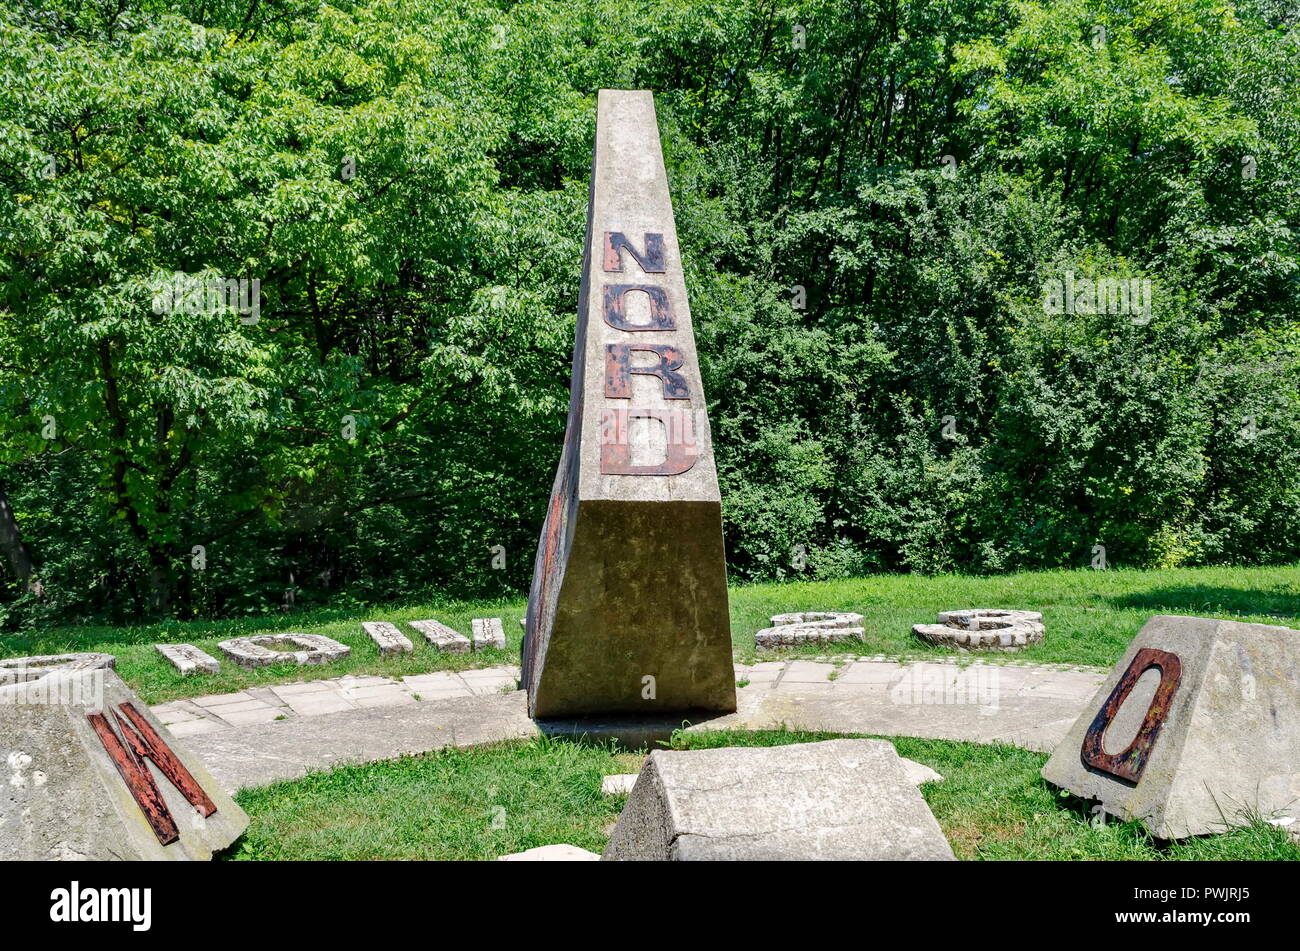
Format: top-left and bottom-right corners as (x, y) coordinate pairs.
(88, 701), (218, 845)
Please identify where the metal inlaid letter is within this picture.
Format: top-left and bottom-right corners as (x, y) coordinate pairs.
(604, 344), (690, 399)
(1081, 647), (1182, 784)
(599, 407), (699, 475)
(603, 232), (666, 273)
(602, 284), (677, 332)
(88, 701), (218, 845)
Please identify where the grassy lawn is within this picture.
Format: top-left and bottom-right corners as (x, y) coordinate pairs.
(226, 729), (1300, 861)
(5, 564), (1300, 703)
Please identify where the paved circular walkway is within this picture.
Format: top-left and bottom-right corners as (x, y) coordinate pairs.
(162, 657), (1107, 793)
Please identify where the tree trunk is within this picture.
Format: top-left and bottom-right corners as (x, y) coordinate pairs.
(0, 485), (35, 587)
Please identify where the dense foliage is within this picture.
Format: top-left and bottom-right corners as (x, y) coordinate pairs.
(1, 0), (1297, 625)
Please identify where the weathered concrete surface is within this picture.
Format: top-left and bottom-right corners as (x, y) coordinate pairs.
(602, 740), (955, 860)
(499, 844), (600, 861)
(523, 89), (735, 720)
(0, 669), (247, 860)
(155, 643), (220, 676)
(218, 633), (349, 668)
(409, 619), (471, 654)
(1042, 615), (1300, 839)
(0, 652), (115, 686)
(472, 618), (506, 650)
(362, 621), (414, 656)
(185, 691), (536, 792)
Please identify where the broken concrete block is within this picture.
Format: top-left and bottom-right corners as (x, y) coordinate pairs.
(408, 619), (471, 653)
(154, 644), (220, 677)
(362, 621), (414, 656)
(899, 757), (944, 785)
(521, 90), (735, 720)
(601, 773), (639, 796)
(471, 618), (506, 651)
(602, 739), (955, 860)
(1042, 615), (1300, 839)
(217, 633), (350, 668)
(0, 668), (248, 860)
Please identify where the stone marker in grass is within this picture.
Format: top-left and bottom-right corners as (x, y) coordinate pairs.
(0, 667), (248, 860)
(154, 644), (220, 677)
(1042, 615), (1300, 839)
(755, 612), (866, 649)
(472, 618), (506, 650)
(522, 89), (735, 720)
(217, 633), (350, 668)
(408, 619), (471, 654)
(0, 651), (115, 686)
(913, 608), (1045, 653)
(602, 739), (955, 860)
(362, 621), (414, 656)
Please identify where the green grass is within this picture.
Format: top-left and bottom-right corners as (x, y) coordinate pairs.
(5, 564), (1300, 702)
(226, 730), (1300, 861)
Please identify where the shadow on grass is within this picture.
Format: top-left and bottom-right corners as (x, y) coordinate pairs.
(1105, 584), (1300, 621)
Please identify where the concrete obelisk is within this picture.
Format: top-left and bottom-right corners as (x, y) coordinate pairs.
(523, 90), (736, 720)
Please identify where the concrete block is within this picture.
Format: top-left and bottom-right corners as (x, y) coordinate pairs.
(1042, 615), (1300, 838)
(602, 739), (955, 860)
(0, 668), (248, 860)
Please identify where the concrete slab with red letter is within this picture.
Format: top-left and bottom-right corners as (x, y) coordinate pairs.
(0, 666), (248, 860)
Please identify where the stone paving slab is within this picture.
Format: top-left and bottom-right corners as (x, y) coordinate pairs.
(347, 684), (417, 708)
(167, 718), (231, 738)
(217, 706), (285, 727)
(192, 690), (258, 708)
(187, 692), (537, 792)
(277, 690), (356, 718)
(403, 671), (472, 698)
